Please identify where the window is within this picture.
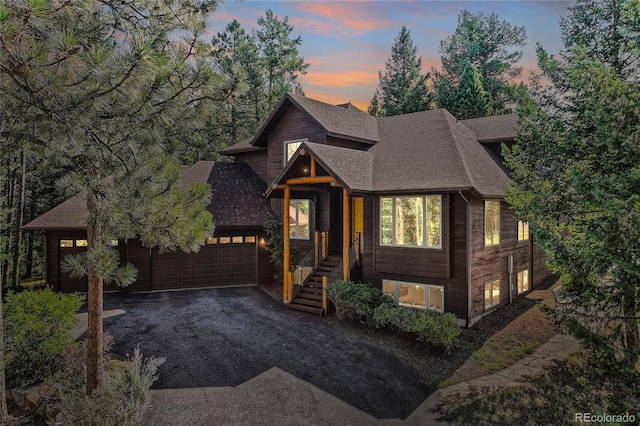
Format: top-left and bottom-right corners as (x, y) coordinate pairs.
(245, 236), (256, 244)
(110, 239), (119, 246)
(59, 240), (73, 248)
(518, 221), (529, 241)
(206, 237), (217, 244)
(382, 280), (444, 312)
(232, 236), (244, 243)
(380, 195), (441, 248)
(289, 199), (310, 239)
(517, 269), (529, 293)
(284, 139), (308, 164)
(219, 237), (231, 244)
(75, 239), (88, 247)
(484, 200), (500, 246)
(484, 279), (500, 309)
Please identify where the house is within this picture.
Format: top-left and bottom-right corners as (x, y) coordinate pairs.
(25, 93), (549, 326)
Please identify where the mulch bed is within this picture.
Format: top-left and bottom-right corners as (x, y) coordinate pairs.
(259, 275), (559, 388)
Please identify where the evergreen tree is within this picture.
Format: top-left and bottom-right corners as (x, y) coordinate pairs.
(210, 20), (262, 147)
(0, 0), (223, 393)
(210, 10), (309, 151)
(368, 26), (432, 117)
(255, 9), (309, 110)
(505, 0), (640, 369)
(434, 10), (526, 116)
(445, 60), (491, 119)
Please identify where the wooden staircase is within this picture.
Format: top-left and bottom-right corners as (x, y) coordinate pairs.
(288, 255), (341, 316)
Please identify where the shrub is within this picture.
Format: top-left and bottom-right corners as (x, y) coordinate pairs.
(4, 289), (84, 388)
(56, 343), (166, 426)
(373, 303), (460, 349)
(325, 280), (384, 324)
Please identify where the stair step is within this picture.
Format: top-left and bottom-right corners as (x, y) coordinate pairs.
(292, 297), (323, 308)
(288, 303), (323, 315)
(295, 291), (323, 301)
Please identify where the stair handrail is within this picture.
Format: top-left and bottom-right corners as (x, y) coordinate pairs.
(291, 233), (325, 286)
(325, 234), (361, 285)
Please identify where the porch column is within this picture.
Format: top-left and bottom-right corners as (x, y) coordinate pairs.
(283, 187), (291, 303)
(343, 188), (349, 281)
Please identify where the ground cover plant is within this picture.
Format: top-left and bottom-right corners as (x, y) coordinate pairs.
(442, 353), (640, 426)
(54, 341), (165, 426)
(4, 289), (84, 389)
(326, 280), (460, 349)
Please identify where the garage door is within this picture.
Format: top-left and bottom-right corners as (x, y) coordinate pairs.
(151, 235), (257, 291)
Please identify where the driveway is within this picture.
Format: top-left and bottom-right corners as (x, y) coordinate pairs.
(98, 287), (433, 419)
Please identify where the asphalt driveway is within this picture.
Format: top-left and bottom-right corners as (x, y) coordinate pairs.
(98, 287), (433, 419)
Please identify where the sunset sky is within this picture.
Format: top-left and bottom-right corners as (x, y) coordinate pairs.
(208, 1), (572, 110)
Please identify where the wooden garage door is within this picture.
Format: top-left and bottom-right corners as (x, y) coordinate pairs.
(151, 236), (257, 291)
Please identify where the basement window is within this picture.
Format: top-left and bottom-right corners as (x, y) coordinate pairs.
(382, 280), (444, 312)
(517, 269), (529, 294)
(484, 279), (500, 309)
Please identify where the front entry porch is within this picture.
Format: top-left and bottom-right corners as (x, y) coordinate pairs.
(267, 149), (363, 315)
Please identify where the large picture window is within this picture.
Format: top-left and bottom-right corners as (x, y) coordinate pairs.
(382, 280), (444, 312)
(284, 139), (308, 164)
(289, 199), (311, 240)
(380, 195), (441, 248)
(484, 200), (500, 246)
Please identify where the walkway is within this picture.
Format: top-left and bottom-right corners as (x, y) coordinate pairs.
(134, 333), (582, 425)
(439, 333), (581, 398)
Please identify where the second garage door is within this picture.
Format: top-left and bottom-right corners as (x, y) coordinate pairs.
(151, 235), (257, 291)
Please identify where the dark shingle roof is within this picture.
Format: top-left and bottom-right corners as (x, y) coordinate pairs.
(23, 161), (271, 230)
(23, 194), (87, 230)
(252, 93), (379, 147)
(369, 109), (510, 196)
(220, 138), (264, 155)
(461, 113), (517, 143)
(287, 93), (379, 143)
(208, 162), (271, 228)
(264, 108), (511, 197)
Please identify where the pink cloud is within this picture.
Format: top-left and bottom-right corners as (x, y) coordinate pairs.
(293, 2), (392, 36)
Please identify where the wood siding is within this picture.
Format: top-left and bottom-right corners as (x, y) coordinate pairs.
(233, 150), (269, 184)
(268, 104), (327, 184)
(362, 193), (468, 318)
(468, 197), (534, 323)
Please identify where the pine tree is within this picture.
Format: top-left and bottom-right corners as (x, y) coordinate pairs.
(210, 11), (309, 152)
(434, 10), (526, 116)
(0, 0), (222, 393)
(255, 9), (309, 110)
(446, 60), (491, 119)
(505, 0), (640, 369)
(368, 26), (432, 117)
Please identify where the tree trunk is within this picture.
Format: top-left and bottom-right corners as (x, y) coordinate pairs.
(86, 194), (104, 394)
(2, 167), (16, 290)
(0, 229), (8, 422)
(623, 284), (640, 368)
(11, 149), (27, 289)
